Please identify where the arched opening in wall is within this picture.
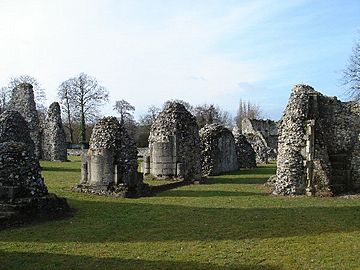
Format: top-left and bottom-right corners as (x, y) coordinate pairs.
(329, 153), (352, 194)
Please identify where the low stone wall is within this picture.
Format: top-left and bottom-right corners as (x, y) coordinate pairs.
(137, 147), (149, 158)
(67, 147), (150, 158)
(67, 149), (86, 156)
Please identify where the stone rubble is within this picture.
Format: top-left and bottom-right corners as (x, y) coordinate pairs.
(200, 123), (238, 176)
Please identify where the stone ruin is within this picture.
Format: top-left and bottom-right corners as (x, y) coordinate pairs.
(242, 118), (278, 163)
(75, 117), (143, 197)
(0, 110), (69, 228)
(273, 84), (360, 196)
(200, 123), (238, 176)
(143, 102), (202, 181)
(232, 126), (257, 169)
(9, 83), (41, 158)
(42, 102), (67, 161)
(0, 110), (35, 153)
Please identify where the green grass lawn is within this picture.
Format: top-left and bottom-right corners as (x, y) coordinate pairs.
(1, 157), (360, 269)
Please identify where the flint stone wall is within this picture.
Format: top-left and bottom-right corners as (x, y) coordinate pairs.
(42, 102), (67, 161)
(242, 118), (278, 163)
(0, 110), (47, 199)
(274, 84), (360, 195)
(0, 111), (69, 228)
(200, 123), (238, 176)
(0, 142), (47, 200)
(77, 117), (142, 196)
(232, 126), (256, 169)
(0, 110), (35, 153)
(9, 83), (41, 158)
(146, 102), (201, 181)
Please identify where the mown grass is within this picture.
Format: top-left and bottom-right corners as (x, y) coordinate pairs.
(1, 157), (360, 269)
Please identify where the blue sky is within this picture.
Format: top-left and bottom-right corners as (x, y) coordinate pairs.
(0, 0), (359, 121)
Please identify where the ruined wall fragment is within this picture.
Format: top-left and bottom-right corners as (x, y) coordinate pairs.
(147, 102), (201, 181)
(9, 83), (41, 158)
(76, 117), (142, 197)
(42, 102), (67, 161)
(200, 123), (238, 176)
(232, 126), (256, 169)
(274, 84), (360, 196)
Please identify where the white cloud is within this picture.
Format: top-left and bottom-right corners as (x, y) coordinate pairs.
(0, 0), (354, 121)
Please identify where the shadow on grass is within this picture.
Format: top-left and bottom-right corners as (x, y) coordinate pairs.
(207, 165), (276, 185)
(207, 177), (269, 185)
(2, 199), (360, 244)
(0, 251), (281, 270)
(41, 167), (81, 173)
(156, 190), (264, 197)
(226, 166), (276, 176)
(145, 165), (275, 192)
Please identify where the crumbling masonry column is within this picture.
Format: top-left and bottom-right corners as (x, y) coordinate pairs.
(42, 102), (67, 161)
(9, 83), (41, 158)
(147, 102), (202, 181)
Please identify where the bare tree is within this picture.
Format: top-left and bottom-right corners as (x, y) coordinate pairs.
(37, 103), (48, 128)
(58, 80), (77, 143)
(139, 105), (161, 129)
(58, 73), (109, 144)
(194, 104), (215, 128)
(343, 35), (360, 101)
(234, 99), (262, 130)
(217, 109), (234, 128)
(113, 99), (135, 125)
(192, 103), (233, 128)
(7, 75), (46, 107)
(0, 75), (46, 113)
(163, 99), (193, 111)
(136, 105), (162, 147)
(0, 86), (11, 113)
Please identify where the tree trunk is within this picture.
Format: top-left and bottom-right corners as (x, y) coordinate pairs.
(79, 108), (86, 146)
(68, 120), (74, 143)
(67, 110), (74, 143)
(66, 111), (74, 143)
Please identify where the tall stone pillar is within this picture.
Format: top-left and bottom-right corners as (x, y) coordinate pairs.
(9, 83), (41, 158)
